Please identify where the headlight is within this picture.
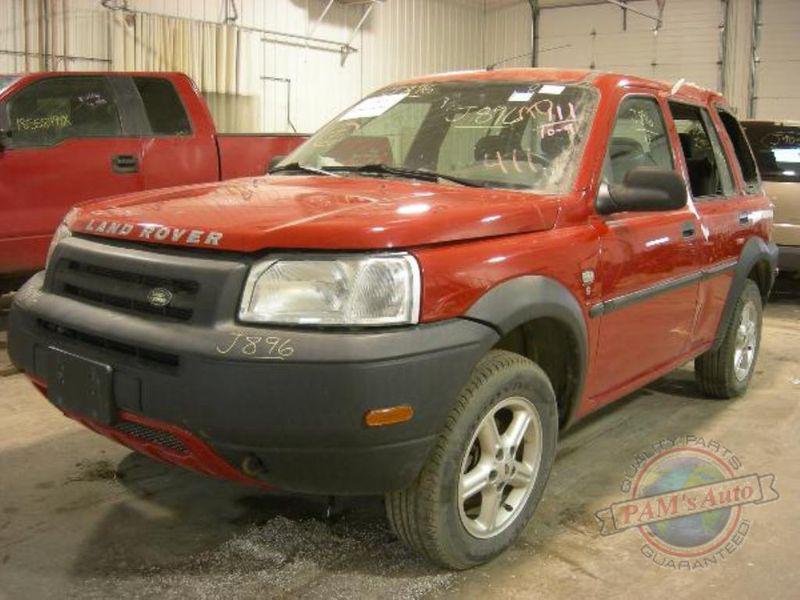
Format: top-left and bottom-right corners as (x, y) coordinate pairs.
(239, 254), (421, 326)
(45, 221), (72, 269)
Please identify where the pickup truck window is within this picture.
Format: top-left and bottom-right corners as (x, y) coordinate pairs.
(6, 76), (122, 148)
(669, 102), (735, 199)
(741, 121), (800, 183)
(133, 76), (191, 136)
(716, 109), (760, 192)
(283, 82), (598, 192)
(603, 96), (673, 185)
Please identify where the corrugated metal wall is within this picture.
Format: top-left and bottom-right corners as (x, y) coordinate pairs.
(536, 0), (724, 92)
(488, 0), (798, 120)
(0, 0), (111, 72)
(722, 0), (754, 117)
(2, 0), (797, 129)
(484, 1), (531, 69)
(753, 0), (800, 120)
(0, 0), (491, 133)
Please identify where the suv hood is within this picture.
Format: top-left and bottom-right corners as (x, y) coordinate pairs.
(69, 175), (561, 252)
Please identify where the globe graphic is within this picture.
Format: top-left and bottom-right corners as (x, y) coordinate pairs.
(637, 453), (731, 549)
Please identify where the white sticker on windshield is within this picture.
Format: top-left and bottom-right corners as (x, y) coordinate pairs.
(508, 90), (535, 102)
(539, 84), (565, 95)
(342, 92), (408, 120)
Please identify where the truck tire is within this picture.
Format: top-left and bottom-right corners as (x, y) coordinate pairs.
(695, 279), (763, 399)
(385, 350), (558, 569)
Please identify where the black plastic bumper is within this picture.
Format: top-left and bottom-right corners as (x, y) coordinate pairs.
(9, 272), (498, 494)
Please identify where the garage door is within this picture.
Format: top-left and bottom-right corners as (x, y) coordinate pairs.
(754, 0), (800, 120)
(538, 0), (724, 92)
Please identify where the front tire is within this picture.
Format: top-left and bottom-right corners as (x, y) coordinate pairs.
(695, 279), (763, 399)
(385, 350), (558, 569)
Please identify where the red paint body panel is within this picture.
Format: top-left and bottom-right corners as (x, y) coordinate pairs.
(21, 68), (776, 439)
(71, 176), (562, 251)
(217, 135), (307, 180)
(28, 376), (268, 488)
(0, 71), (308, 279)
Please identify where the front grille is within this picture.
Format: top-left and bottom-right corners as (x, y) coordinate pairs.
(38, 319), (179, 370)
(53, 260), (199, 322)
(114, 420), (188, 454)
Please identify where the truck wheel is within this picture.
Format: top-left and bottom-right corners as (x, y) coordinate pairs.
(695, 279), (763, 399)
(385, 349), (558, 569)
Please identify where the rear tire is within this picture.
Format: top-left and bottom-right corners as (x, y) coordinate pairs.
(385, 349), (558, 569)
(695, 279), (763, 399)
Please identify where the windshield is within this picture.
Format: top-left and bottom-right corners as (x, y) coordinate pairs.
(742, 122), (800, 183)
(281, 81), (598, 192)
(0, 75), (19, 95)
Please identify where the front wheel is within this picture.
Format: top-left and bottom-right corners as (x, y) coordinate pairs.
(385, 350), (558, 569)
(695, 279), (763, 399)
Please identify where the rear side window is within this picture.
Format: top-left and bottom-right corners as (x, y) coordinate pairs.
(6, 76), (121, 148)
(133, 77), (191, 136)
(603, 96), (673, 185)
(741, 121), (800, 183)
(669, 102), (735, 199)
(716, 109), (760, 193)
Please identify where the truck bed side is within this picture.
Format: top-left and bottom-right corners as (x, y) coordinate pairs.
(216, 134), (307, 180)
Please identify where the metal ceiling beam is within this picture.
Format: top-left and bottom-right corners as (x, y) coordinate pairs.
(528, 0), (540, 67)
(100, 1), (359, 55)
(748, 0), (762, 118)
(604, 0), (662, 27)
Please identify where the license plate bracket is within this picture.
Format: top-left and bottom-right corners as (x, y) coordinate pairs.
(48, 347), (115, 425)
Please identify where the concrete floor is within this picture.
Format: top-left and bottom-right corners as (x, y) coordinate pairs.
(0, 280), (798, 600)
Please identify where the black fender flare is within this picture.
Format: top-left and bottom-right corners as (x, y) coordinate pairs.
(712, 236), (778, 350)
(464, 275), (588, 428)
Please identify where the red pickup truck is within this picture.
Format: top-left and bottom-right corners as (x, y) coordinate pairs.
(8, 69), (777, 569)
(0, 71), (306, 291)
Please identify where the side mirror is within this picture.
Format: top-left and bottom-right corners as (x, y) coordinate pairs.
(596, 166), (687, 215)
(268, 154), (286, 173)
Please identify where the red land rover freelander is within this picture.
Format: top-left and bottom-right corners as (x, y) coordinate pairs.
(8, 68), (777, 569)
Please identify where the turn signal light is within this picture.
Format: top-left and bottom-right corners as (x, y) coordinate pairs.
(364, 405), (414, 427)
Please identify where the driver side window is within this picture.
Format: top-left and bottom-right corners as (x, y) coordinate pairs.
(604, 96), (673, 185)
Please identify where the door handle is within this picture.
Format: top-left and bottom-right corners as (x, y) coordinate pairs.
(680, 221), (696, 238)
(111, 154), (139, 174)
(738, 211), (750, 225)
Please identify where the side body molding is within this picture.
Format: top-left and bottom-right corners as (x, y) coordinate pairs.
(464, 276), (588, 428)
(712, 236), (779, 351)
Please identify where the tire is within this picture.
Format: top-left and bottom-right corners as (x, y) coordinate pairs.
(385, 349), (558, 569)
(695, 279), (763, 399)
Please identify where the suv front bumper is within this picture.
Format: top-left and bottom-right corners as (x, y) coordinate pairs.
(9, 272), (498, 494)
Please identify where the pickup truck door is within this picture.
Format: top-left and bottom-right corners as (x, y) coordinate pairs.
(0, 75), (143, 274)
(130, 76), (219, 189)
(587, 93), (701, 405)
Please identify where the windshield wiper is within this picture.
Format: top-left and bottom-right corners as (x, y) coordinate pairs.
(324, 163), (486, 187)
(270, 162), (339, 177)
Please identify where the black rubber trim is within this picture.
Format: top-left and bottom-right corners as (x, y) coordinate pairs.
(589, 259), (738, 318)
(464, 275), (588, 428)
(712, 237), (778, 350)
